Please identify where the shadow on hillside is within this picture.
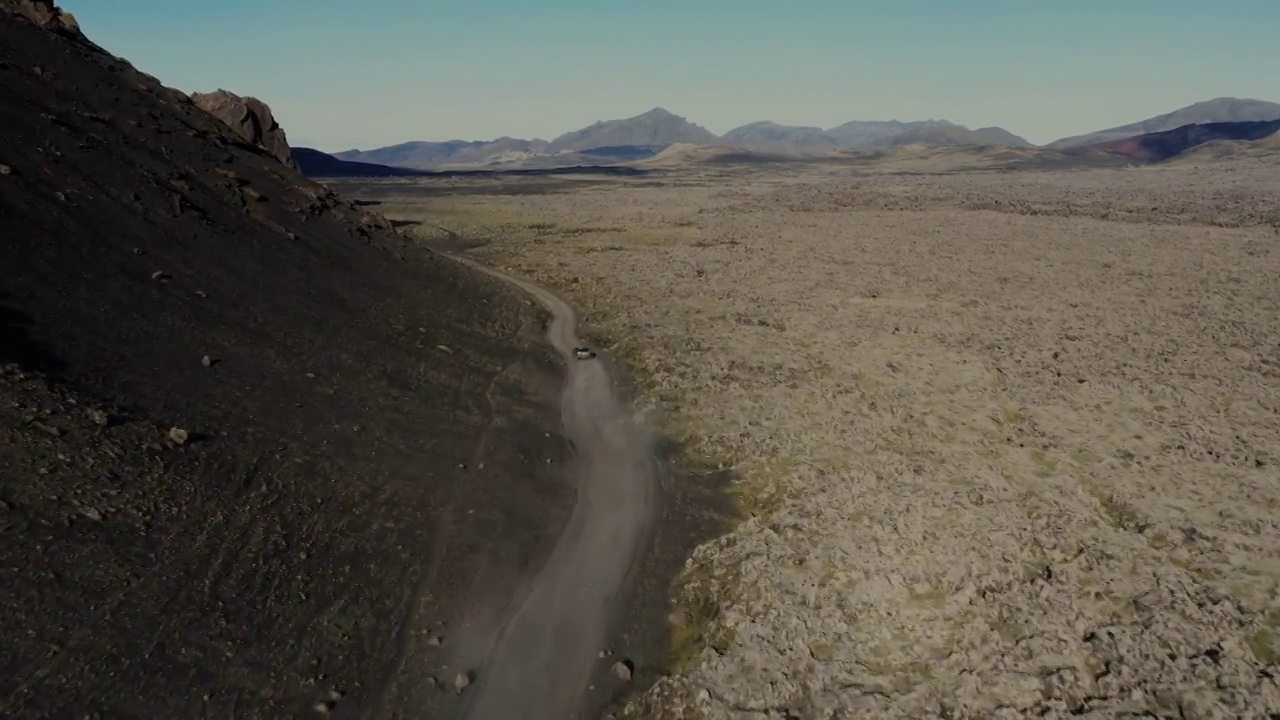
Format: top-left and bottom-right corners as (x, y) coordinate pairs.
(0, 293), (65, 374)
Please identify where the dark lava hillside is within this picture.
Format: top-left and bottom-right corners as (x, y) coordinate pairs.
(1088, 119), (1280, 162)
(0, 3), (571, 718)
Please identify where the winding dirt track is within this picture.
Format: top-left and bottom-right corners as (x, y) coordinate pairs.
(445, 253), (661, 720)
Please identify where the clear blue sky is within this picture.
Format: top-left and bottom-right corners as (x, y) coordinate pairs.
(64, 0), (1278, 151)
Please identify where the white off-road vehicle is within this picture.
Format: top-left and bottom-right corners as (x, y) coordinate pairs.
(573, 346), (596, 360)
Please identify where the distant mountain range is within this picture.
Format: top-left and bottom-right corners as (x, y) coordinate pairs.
(725, 118), (1035, 154)
(330, 108), (1035, 170)
(301, 98), (1280, 173)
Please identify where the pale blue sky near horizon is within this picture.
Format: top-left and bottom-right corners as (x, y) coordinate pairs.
(64, 0), (1278, 151)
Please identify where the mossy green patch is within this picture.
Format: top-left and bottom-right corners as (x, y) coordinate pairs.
(668, 569), (740, 672)
(1247, 629), (1276, 663)
(907, 581), (949, 608)
(1029, 448), (1059, 478)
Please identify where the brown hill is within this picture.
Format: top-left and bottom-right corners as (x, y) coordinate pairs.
(0, 3), (567, 718)
(1168, 131), (1280, 164)
(631, 142), (794, 167)
(191, 88), (296, 168)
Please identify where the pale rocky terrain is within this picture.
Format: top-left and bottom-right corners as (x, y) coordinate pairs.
(348, 158), (1280, 719)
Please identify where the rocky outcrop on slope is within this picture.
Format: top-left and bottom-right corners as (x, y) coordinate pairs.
(1, 0), (80, 35)
(191, 88), (296, 167)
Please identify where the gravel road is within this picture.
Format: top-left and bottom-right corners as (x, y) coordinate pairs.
(445, 254), (661, 720)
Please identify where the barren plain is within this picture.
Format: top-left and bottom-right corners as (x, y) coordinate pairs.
(336, 157), (1280, 719)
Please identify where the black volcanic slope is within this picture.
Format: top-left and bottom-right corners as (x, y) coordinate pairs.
(0, 4), (574, 718)
(1088, 119), (1280, 161)
(293, 146), (433, 177)
(1049, 97), (1280, 148)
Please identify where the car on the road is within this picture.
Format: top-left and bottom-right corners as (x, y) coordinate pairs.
(573, 346), (596, 360)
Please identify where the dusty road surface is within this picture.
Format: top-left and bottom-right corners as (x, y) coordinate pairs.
(443, 253), (661, 720)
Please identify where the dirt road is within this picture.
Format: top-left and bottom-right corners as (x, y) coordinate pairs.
(443, 253), (661, 720)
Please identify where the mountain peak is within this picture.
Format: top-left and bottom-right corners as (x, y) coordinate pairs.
(546, 107), (718, 153)
(638, 107), (677, 119)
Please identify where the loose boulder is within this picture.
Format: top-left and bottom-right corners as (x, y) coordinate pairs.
(191, 89), (296, 168)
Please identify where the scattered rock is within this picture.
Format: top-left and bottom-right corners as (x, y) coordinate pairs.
(436, 345), (453, 354)
(452, 671), (472, 694)
(33, 421), (61, 437)
(0, 164), (11, 175)
(78, 506), (102, 521)
(611, 659), (633, 682)
(167, 427), (189, 445)
(151, 270), (171, 282)
(426, 635), (443, 647)
(201, 355), (215, 367)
